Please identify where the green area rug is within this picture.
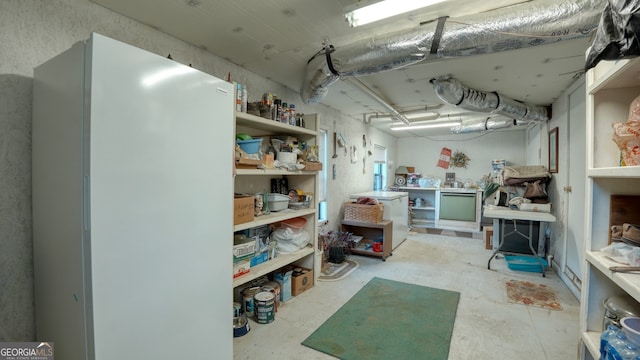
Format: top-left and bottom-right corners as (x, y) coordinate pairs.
(302, 277), (460, 360)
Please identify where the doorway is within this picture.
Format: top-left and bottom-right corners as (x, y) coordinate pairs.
(563, 78), (586, 297)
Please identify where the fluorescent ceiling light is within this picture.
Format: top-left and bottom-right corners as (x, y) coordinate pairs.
(390, 120), (460, 131)
(344, 0), (447, 27)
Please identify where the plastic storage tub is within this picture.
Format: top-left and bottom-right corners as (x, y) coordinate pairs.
(268, 193), (290, 212)
(504, 255), (548, 273)
(236, 138), (263, 154)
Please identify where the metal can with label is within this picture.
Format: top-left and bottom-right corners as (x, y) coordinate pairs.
(254, 291), (275, 324)
(242, 286), (261, 318)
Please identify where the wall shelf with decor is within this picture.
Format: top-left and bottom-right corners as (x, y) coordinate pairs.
(579, 57), (640, 359)
(233, 111), (320, 290)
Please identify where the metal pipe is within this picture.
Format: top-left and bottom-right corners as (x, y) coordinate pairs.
(348, 78), (410, 124)
(363, 104), (445, 123)
(369, 111), (440, 122)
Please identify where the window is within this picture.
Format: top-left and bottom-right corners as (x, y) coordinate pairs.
(318, 129), (328, 221)
(373, 145), (386, 190)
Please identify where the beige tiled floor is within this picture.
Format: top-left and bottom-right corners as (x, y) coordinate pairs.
(233, 232), (580, 360)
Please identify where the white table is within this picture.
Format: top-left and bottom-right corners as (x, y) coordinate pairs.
(483, 206), (556, 277)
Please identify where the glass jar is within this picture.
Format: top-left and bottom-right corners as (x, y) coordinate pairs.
(603, 295), (640, 330)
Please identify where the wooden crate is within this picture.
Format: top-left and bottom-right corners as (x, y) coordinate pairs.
(304, 161), (323, 171)
(343, 202), (384, 223)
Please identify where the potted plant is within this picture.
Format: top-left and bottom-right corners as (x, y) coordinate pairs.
(321, 230), (354, 264)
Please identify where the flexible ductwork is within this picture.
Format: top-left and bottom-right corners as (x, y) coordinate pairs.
(431, 76), (550, 122)
(451, 117), (517, 134)
(301, 0), (604, 104)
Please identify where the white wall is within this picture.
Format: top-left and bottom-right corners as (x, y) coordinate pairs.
(317, 117), (397, 229)
(525, 123), (545, 166)
(397, 131), (528, 185)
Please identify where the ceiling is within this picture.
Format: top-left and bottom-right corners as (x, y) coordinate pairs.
(89, 0), (597, 137)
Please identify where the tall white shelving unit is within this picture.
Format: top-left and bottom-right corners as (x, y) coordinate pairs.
(232, 112), (320, 290)
(580, 57), (640, 359)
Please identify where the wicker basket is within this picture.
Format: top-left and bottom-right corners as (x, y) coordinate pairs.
(343, 202), (384, 223)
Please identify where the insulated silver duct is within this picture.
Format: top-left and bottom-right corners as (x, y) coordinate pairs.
(301, 0), (604, 104)
(451, 117), (517, 134)
(431, 76), (549, 122)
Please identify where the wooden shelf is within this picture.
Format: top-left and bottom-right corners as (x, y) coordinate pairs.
(412, 219), (435, 224)
(233, 246), (314, 288)
(235, 111), (317, 137)
(581, 331), (600, 359)
(586, 251), (640, 303)
(234, 208), (316, 232)
(233, 110), (319, 291)
(342, 219), (390, 228)
(350, 247), (385, 258)
(410, 219), (436, 228)
(581, 56), (640, 360)
(236, 168), (319, 176)
(398, 187), (439, 191)
(411, 206), (436, 211)
(588, 166), (640, 178)
(587, 58), (640, 94)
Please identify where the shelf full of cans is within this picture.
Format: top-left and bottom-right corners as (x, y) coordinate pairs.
(235, 83), (306, 128)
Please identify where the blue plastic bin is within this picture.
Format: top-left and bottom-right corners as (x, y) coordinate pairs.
(504, 255), (548, 273)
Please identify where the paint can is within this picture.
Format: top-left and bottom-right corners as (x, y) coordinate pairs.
(242, 286), (261, 318)
(254, 291), (275, 324)
(261, 281), (281, 311)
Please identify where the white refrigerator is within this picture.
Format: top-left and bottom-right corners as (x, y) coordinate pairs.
(349, 191), (409, 250)
(32, 33), (234, 359)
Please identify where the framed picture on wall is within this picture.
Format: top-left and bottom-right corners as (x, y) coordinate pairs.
(548, 127), (558, 173)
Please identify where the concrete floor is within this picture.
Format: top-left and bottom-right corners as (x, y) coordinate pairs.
(233, 231), (580, 360)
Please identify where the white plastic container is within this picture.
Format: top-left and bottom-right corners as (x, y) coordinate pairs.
(277, 152), (297, 164)
(268, 193), (290, 212)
